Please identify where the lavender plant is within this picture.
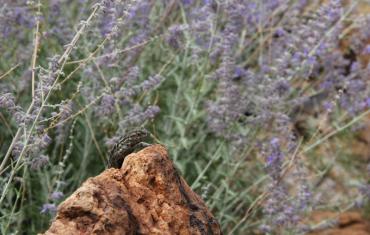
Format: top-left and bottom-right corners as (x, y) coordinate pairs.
(0, 0), (369, 234)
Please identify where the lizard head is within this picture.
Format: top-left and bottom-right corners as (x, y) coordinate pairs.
(108, 128), (150, 159)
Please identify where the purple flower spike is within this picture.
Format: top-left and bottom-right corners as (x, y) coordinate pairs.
(50, 191), (64, 200)
(363, 45), (370, 55)
(40, 203), (57, 214)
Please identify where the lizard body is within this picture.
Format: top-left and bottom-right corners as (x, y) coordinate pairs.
(108, 128), (150, 168)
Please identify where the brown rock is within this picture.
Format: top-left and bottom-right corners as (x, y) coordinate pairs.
(350, 113), (370, 161)
(41, 145), (222, 235)
(308, 211), (370, 235)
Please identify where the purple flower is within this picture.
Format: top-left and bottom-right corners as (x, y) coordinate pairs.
(275, 27), (285, 37)
(274, 80), (290, 96)
(350, 62), (361, 73)
(0, 93), (15, 108)
(306, 56), (316, 66)
(270, 137), (280, 149)
(359, 184), (370, 199)
(40, 134), (52, 148)
(105, 136), (121, 148)
(297, 183), (311, 210)
(181, 0), (193, 5)
(96, 94), (116, 117)
(366, 98), (370, 108)
(12, 141), (24, 159)
(141, 75), (164, 91)
(259, 224), (272, 233)
(0, 3), (35, 38)
(50, 191), (64, 200)
(265, 138), (285, 180)
(13, 106), (27, 126)
(234, 67), (245, 78)
(323, 101), (334, 112)
(117, 72), (163, 101)
(40, 203), (57, 214)
(112, 66), (140, 88)
(59, 101), (73, 120)
(363, 45), (370, 54)
(187, 2), (215, 54)
(145, 105), (160, 119)
(166, 24), (188, 50)
(121, 88), (138, 98)
(119, 104), (160, 129)
(30, 155), (49, 170)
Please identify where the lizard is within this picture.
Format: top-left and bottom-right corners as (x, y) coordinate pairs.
(107, 128), (151, 168)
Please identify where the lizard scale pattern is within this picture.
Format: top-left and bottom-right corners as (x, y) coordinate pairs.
(108, 129), (150, 168)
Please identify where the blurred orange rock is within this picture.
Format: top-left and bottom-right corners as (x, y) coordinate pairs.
(308, 211), (370, 235)
(351, 113), (370, 161)
(41, 145), (221, 235)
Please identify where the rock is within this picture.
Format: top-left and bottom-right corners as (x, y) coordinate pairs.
(350, 113), (370, 161)
(308, 211), (370, 235)
(41, 145), (222, 235)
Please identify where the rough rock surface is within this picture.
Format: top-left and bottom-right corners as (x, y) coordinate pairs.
(41, 145), (221, 235)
